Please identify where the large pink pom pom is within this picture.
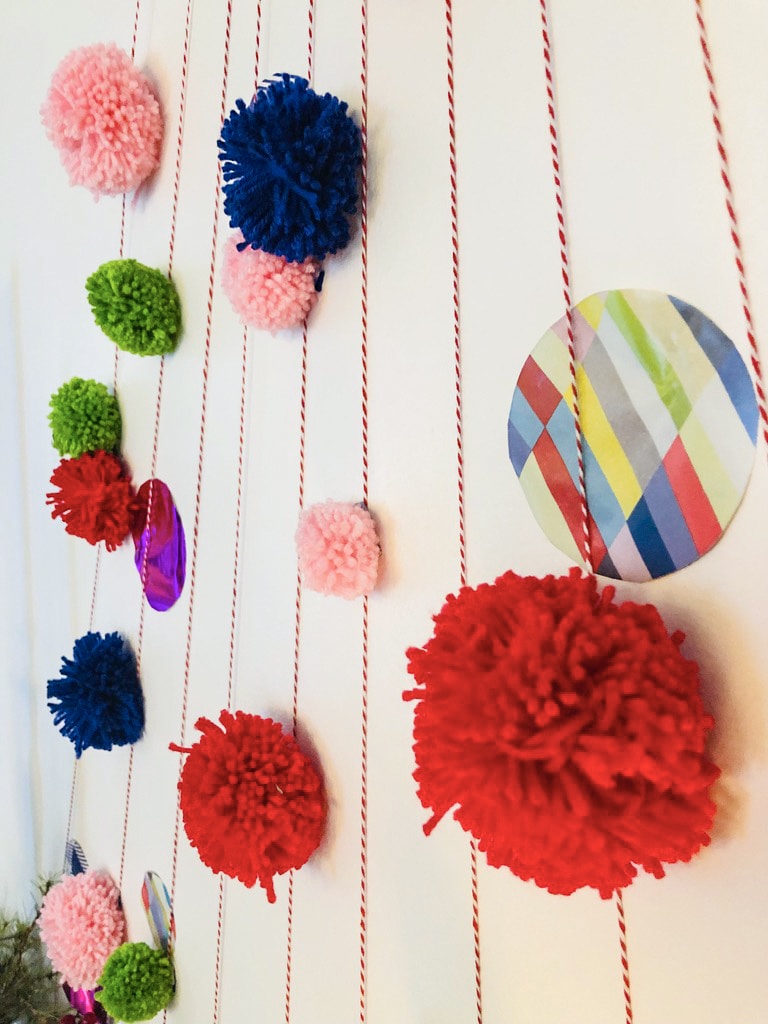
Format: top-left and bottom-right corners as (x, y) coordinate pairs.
(38, 871), (126, 988)
(296, 501), (380, 598)
(222, 231), (321, 331)
(41, 43), (163, 196)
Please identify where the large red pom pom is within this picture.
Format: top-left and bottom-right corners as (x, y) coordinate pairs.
(404, 569), (719, 897)
(47, 451), (136, 551)
(171, 710), (326, 902)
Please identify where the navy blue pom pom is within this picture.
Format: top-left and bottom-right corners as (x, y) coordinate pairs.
(218, 75), (361, 263)
(47, 631), (145, 757)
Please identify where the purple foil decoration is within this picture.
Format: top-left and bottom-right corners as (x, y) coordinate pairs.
(63, 984), (107, 1022)
(132, 479), (186, 612)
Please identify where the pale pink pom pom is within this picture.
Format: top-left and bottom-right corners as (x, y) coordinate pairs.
(297, 502), (380, 598)
(222, 231), (321, 331)
(41, 43), (163, 196)
(38, 870), (126, 988)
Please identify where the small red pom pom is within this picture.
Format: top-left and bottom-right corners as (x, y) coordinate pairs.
(171, 710), (326, 901)
(47, 451), (136, 551)
(404, 569), (719, 897)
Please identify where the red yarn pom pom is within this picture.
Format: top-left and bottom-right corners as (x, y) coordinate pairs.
(171, 710), (326, 902)
(47, 451), (136, 551)
(404, 569), (719, 897)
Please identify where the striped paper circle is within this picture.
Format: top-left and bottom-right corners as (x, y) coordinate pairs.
(508, 289), (758, 581)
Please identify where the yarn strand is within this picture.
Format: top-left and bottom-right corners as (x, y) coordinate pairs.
(538, 1), (630, 1016)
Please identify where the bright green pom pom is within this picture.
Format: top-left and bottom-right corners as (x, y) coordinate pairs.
(49, 378), (121, 458)
(86, 259), (182, 356)
(97, 942), (174, 1022)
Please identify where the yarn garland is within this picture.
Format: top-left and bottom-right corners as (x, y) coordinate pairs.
(86, 259), (182, 356)
(170, 710), (326, 902)
(38, 871), (126, 991)
(49, 378), (122, 459)
(97, 942), (174, 1022)
(48, 631), (145, 757)
(218, 75), (361, 263)
(296, 501), (380, 598)
(41, 43), (163, 197)
(47, 450), (136, 550)
(222, 231), (322, 331)
(404, 569), (719, 898)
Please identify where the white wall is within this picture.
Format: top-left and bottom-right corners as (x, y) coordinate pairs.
(3, 1), (768, 1021)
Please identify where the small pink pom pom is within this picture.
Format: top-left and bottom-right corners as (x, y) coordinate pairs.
(222, 231), (321, 331)
(41, 43), (163, 196)
(296, 501), (380, 598)
(38, 871), (126, 989)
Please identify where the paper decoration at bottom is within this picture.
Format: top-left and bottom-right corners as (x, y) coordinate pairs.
(404, 569), (719, 897)
(132, 479), (186, 611)
(508, 289), (758, 580)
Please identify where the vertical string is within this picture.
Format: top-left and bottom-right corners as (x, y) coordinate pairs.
(693, 0), (768, 451)
(284, 7), (316, 1022)
(538, 3), (631, 1021)
(444, 3), (482, 1021)
(116, 0), (195, 895)
(63, 0), (141, 871)
(165, 17), (235, 1024)
(358, 5), (370, 1021)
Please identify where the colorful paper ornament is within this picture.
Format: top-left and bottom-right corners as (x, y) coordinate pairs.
(508, 289), (758, 580)
(404, 568), (719, 898)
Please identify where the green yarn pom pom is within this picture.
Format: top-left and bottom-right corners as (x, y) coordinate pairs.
(49, 378), (121, 458)
(86, 259), (182, 356)
(97, 942), (174, 1022)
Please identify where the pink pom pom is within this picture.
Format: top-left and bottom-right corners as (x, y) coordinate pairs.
(222, 231), (321, 331)
(296, 501), (380, 598)
(38, 871), (126, 989)
(41, 43), (163, 196)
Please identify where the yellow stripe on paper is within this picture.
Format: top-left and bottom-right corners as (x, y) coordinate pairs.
(678, 414), (739, 525)
(578, 366), (643, 517)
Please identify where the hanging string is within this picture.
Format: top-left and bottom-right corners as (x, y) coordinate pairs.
(62, 0), (142, 869)
(165, 20), (235, 1024)
(693, 0), (768, 452)
(210, 7), (262, 1020)
(357, 4), (370, 1020)
(284, 4), (316, 1020)
(443, 2), (483, 1020)
(538, 2), (631, 1021)
(116, 0), (195, 895)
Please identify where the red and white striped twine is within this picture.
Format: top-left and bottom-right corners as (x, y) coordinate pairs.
(538, 2), (631, 1020)
(694, 0), (768, 452)
(444, 2), (483, 1020)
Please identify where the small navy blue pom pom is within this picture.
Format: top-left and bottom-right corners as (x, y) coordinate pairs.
(218, 74), (361, 263)
(48, 631), (145, 757)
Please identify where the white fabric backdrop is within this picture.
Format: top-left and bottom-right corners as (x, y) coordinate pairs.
(3, 1), (767, 1021)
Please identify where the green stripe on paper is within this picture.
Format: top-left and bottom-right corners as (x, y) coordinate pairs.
(605, 290), (692, 430)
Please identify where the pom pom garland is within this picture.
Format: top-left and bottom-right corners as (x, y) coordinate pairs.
(218, 75), (361, 262)
(404, 569), (719, 898)
(48, 631), (145, 757)
(38, 871), (126, 990)
(47, 450), (136, 550)
(49, 378), (122, 459)
(296, 501), (380, 598)
(222, 231), (321, 331)
(41, 43), (163, 197)
(97, 942), (174, 1022)
(170, 710), (326, 902)
(86, 259), (182, 356)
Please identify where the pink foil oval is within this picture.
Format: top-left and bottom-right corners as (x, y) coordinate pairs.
(132, 479), (186, 611)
